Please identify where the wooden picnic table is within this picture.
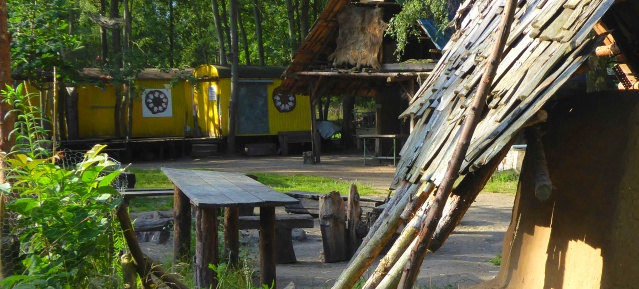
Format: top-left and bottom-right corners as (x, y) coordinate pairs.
(161, 168), (299, 289)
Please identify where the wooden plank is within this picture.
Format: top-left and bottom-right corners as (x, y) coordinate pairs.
(162, 168), (299, 207)
(238, 214), (314, 229)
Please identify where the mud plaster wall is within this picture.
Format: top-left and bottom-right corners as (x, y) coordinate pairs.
(471, 92), (639, 289)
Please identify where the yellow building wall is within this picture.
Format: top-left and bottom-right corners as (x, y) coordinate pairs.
(193, 65), (311, 137)
(77, 80), (193, 139)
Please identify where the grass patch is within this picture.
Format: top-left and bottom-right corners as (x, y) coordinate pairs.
(128, 168), (172, 188)
(126, 169), (383, 211)
(249, 172), (381, 196)
(489, 254), (502, 266)
(482, 169), (519, 194)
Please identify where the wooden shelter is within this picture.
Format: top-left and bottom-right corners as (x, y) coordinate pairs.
(279, 0), (445, 163)
(330, 0), (639, 288)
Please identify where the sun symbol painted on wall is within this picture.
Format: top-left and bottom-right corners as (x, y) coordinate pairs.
(142, 89), (173, 118)
(272, 87), (296, 113)
(144, 90), (169, 114)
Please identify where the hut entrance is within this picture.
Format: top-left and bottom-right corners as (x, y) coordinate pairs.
(237, 81), (271, 135)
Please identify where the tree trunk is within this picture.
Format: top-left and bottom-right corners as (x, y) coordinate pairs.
(285, 0), (297, 57)
(211, 0), (228, 65)
(300, 0), (309, 40)
(124, 0), (133, 139)
(238, 7), (250, 65)
(0, 0), (15, 277)
(252, 0), (265, 66)
(220, 0), (232, 62)
(169, 0), (174, 67)
(346, 184), (364, 257)
(322, 96), (330, 121)
(227, 0), (239, 154)
(111, 0), (123, 138)
(100, 0), (108, 63)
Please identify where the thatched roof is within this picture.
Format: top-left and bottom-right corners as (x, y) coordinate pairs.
(280, 0), (441, 97)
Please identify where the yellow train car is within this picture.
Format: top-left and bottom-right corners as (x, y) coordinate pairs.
(193, 65), (311, 138)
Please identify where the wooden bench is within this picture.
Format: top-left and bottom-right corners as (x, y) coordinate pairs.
(239, 214), (314, 264)
(278, 131), (312, 156)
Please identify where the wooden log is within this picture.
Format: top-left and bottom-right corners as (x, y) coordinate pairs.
(397, 0), (518, 287)
(526, 126), (552, 201)
(260, 206), (277, 288)
(319, 191), (347, 262)
(116, 204), (189, 289)
(346, 184), (363, 257)
(173, 187), (191, 263)
(224, 207), (240, 266)
(194, 207), (218, 289)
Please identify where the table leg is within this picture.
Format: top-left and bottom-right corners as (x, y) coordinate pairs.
(195, 207), (218, 289)
(173, 187), (191, 263)
(259, 206), (276, 288)
(363, 138), (367, 166)
(393, 137), (397, 166)
(224, 207), (240, 266)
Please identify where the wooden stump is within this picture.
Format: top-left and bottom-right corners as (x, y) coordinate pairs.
(194, 207), (218, 289)
(259, 206), (276, 288)
(319, 191), (347, 262)
(173, 187), (191, 263)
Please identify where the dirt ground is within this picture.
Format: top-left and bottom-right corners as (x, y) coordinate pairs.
(131, 153), (514, 289)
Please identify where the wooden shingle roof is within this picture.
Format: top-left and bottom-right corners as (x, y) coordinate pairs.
(392, 0), (614, 188)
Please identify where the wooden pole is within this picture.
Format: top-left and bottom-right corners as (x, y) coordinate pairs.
(397, 1), (517, 287)
(194, 207), (219, 289)
(259, 206), (276, 288)
(173, 187), (191, 263)
(309, 79), (323, 164)
(224, 207), (240, 266)
(116, 204), (189, 289)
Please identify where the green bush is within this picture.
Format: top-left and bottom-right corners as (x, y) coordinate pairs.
(0, 85), (125, 288)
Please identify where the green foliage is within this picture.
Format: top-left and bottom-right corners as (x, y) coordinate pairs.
(209, 260), (272, 289)
(2, 84), (51, 159)
(0, 87), (125, 288)
(489, 254), (502, 266)
(482, 169), (519, 194)
(386, 0), (448, 58)
(8, 0), (83, 85)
